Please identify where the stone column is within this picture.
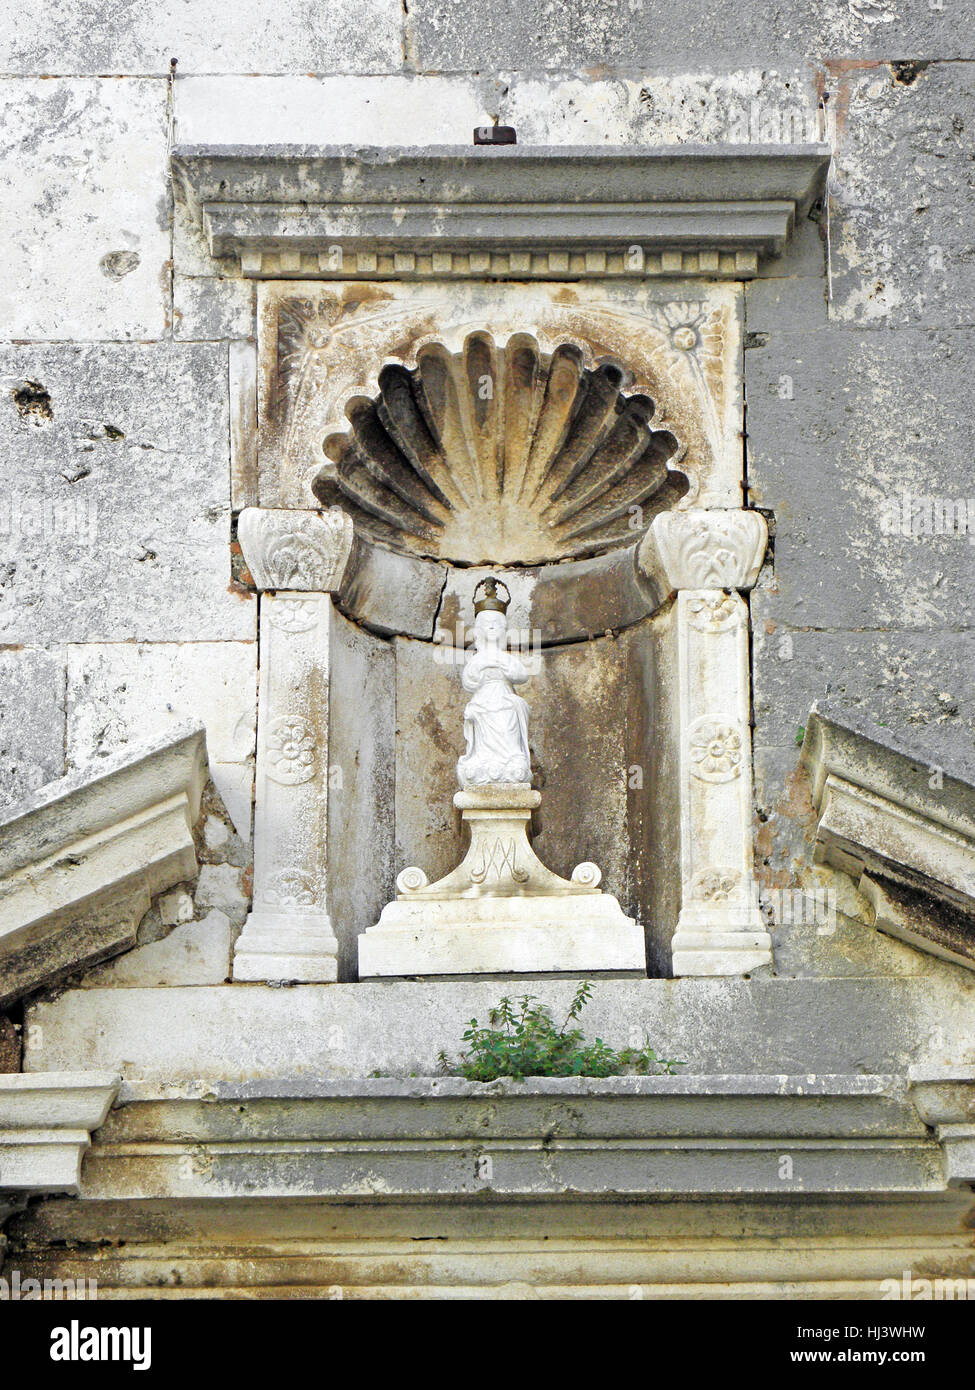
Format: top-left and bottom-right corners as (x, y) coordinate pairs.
(233, 508), (353, 982)
(641, 510), (772, 976)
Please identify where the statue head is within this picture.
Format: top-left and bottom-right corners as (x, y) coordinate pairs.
(472, 577), (510, 649)
(473, 608), (507, 648)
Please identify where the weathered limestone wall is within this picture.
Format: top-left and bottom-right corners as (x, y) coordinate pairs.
(1, 4), (973, 987)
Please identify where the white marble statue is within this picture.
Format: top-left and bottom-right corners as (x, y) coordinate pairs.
(456, 578), (532, 787)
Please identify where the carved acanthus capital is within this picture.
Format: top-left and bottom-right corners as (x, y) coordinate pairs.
(238, 507), (354, 592)
(640, 509), (768, 591)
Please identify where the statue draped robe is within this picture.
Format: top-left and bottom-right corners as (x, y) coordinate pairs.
(457, 650), (531, 786)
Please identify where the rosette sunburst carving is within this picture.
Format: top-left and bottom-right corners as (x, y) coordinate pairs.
(311, 332), (687, 565)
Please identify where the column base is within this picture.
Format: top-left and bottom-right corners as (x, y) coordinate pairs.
(671, 905), (772, 977)
(232, 911), (339, 983)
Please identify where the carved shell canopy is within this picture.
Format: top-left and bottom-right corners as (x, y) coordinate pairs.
(311, 332), (686, 565)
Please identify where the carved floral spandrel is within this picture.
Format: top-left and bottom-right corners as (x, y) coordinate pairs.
(256, 281), (742, 510)
(263, 869), (316, 908)
(267, 597), (319, 632)
(688, 591), (740, 632)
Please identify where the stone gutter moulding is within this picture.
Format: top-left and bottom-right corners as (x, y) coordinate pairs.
(171, 143), (831, 280)
(0, 726), (208, 1007)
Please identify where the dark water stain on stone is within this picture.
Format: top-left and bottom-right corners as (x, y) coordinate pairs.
(12, 380), (53, 424)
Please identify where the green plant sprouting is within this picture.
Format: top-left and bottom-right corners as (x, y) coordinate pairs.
(438, 981), (685, 1081)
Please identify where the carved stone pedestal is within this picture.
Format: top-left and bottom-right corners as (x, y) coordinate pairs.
(358, 786), (646, 978)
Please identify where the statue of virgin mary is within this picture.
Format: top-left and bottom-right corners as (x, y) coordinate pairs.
(456, 578), (532, 788)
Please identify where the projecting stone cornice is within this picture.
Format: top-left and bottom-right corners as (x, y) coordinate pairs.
(67, 1073), (949, 1201)
(0, 1073), (120, 1195)
(801, 704), (975, 971)
(171, 143), (831, 281)
(909, 1068), (975, 1187)
(0, 726), (208, 1007)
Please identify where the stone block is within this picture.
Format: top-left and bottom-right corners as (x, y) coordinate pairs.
(752, 614), (975, 773)
(0, 0), (403, 74)
(158, 889), (194, 926)
(80, 910), (232, 987)
(0, 343), (255, 644)
(746, 326), (975, 630)
(406, 1), (975, 70)
(0, 648), (65, 809)
(173, 276), (255, 342)
(21, 974), (975, 1082)
(499, 69), (821, 145)
(174, 75), (500, 146)
(336, 536), (446, 640)
(0, 79), (169, 340)
(66, 641), (257, 838)
(530, 547), (665, 644)
(194, 865), (250, 927)
(827, 62), (975, 328)
(325, 606), (395, 981)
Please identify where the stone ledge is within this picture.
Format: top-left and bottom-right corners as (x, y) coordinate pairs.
(22, 977), (975, 1083)
(0, 1073), (120, 1196)
(0, 727), (208, 1007)
(68, 1072), (945, 1201)
(172, 144), (831, 279)
(802, 703), (975, 841)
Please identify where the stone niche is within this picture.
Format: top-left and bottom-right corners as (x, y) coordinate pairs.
(175, 143), (829, 983)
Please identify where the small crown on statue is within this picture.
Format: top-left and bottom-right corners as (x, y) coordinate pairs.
(472, 576), (511, 616)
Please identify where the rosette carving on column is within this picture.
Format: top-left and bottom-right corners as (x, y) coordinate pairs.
(639, 509), (768, 591)
(238, 507), (354, 592)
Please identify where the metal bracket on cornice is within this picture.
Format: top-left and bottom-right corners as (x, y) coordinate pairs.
(171, 143), (831, 282)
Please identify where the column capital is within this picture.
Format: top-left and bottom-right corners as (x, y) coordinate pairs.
(238, 506), (354, 593)
(639, 508), (768, 592)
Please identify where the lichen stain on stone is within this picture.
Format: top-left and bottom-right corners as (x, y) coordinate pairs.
(890, 61), (932, 87)
(99, 249), (141, 280)
(817, 58), (883, 138)
(334, 283), (396, 317)
(226, 578), (255, 603)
